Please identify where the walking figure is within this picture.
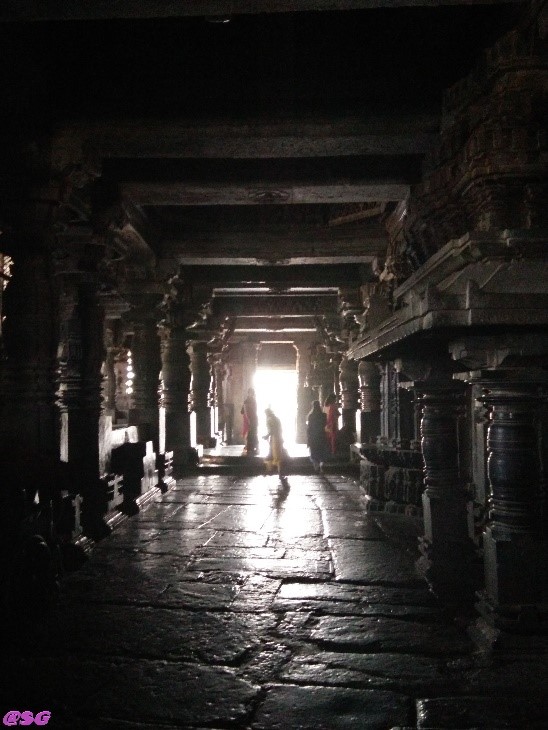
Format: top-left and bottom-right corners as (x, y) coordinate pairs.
(324, 393), (339, 456)
(306, 400), (329, 474)
(263, 407), (287, 483)
(241, 387), (258, 455)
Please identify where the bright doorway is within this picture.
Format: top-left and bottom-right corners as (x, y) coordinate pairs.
(253, 368), (298, 450)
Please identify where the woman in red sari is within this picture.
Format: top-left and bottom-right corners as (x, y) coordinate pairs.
(323, 393), (339, 456)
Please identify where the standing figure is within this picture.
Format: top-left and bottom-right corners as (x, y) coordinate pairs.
(263, 407), (286, 480)
(324, 393), (339, 456)
(241, 387), (259, 455)
(306, 400), (329, 473)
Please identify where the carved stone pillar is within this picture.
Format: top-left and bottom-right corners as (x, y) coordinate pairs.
(309, 345), (334, 406)
(0, 252), (57, 456)
(379, 363), (401, 444)
(449, 335), (548, 639)
(357, 361), (381, 445)
(188, 340), (215, 447)
(296, 342), (313, 444)
(56, 254), (110, 540)
(331, 351), (343, 400)
(415, 380), (476, 602)
(473, 376), (548, 638)
(339, 356), (359, 448)
(209, 353), (224, 440)
(126, 298), (162, 452)
(158, 278), (195, 470)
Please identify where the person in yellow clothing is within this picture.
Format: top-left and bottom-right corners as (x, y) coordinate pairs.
(263, 407), (287, 482)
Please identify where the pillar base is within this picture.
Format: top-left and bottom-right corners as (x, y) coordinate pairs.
(417, 491), (479, 604)
(173, 446), (199, 475)
(82, 514), (112, 542)
(416, 536), (479, 606)
(469, 606), (548, 653)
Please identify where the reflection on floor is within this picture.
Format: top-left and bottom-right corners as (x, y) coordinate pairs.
(2, 474), (547, 729)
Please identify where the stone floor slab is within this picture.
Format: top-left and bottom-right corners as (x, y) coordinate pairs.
(323, 511), (386, 539)
(416, 696), (548, 729)
(281, 651), (453, 692)
(329, 537), (421, 584)
(51, 604), (276, 663)
(310, 615), (471, 656)
(84, 660), (259, 726)
(251, 684), (411, 729)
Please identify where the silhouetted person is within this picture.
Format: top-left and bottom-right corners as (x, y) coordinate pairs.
(241, 387), (258, 455)
(306, 400), (329, 473)
(263, 407), (287, 483)
(324, 393), (339, 456)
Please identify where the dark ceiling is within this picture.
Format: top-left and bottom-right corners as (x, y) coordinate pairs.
(0, 1), (526, 338)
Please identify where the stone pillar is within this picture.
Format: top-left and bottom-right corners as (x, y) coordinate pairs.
(309, 345), (334, 406)
(339, 356), (359, 449)
(331, 351), (343, 400)
(357, 361), (381, 444)
(210, 353), (226, 441)
(158, 279), (195, 470)
(188, 340), (215, 447)
(296, 342), (313, 444)
(0, 252), (57, 456)
(56, 254), (110, 540)
(473, 375), (548, 640)
(380, 363), (401, 443)
(415, 380), (476, 602)
(126, 299), (162, 452)
(223, 362), (235, 445)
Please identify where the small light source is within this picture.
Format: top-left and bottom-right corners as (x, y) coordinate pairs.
(205, 15), (231, 23)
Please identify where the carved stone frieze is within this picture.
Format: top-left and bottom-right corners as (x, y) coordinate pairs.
(379, 8), (548, 285)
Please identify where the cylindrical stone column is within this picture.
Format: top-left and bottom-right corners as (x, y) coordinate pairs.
(296, 342), (313, 444)
(56, 267), (110, 540)
(309, 345), (334, 406)
(188, 340), (214, 447)
(126, 302), (162, 452)
(339, 356), (359, 448)
(210, 354), (226, 442)
(0, 252), (57, 456)
(416, 380), (476, 601)
(159, 324), (193, 470)
(476, 377), (548, 631)
(357, 361), (381, 444)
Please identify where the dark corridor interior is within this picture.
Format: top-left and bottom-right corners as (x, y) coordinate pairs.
(0, 1), (547, 728)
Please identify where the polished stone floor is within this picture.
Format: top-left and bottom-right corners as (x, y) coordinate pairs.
(2, 473), (547, 729)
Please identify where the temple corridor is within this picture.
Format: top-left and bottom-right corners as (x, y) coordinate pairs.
(3, 471), (547, 729)
(1, 2), (547, 727)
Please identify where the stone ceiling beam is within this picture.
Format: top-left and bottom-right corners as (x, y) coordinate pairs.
(212, 294), (338, 317)
(53, 117), (438, 160)
(234, 316), (319, 330)
(122, 181), (409, 206)
(161, 225), (386, 265)
(0, 0), (520, 22)
(181, 264), (367, 286)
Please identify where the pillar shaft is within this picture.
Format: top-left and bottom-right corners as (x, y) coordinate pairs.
(339, 356), (359, 447)
(189, 340), (215, 447)
(127, 308), (162, 452)
(0, 252), (57, 456)
(56, 269), (110, 539)
(475, 377), (548, 631)
(296, 343), (313, 444)
(160, 327), (193, 468)
(357, 361), (381, 444)
(416, 380), (476, 601)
